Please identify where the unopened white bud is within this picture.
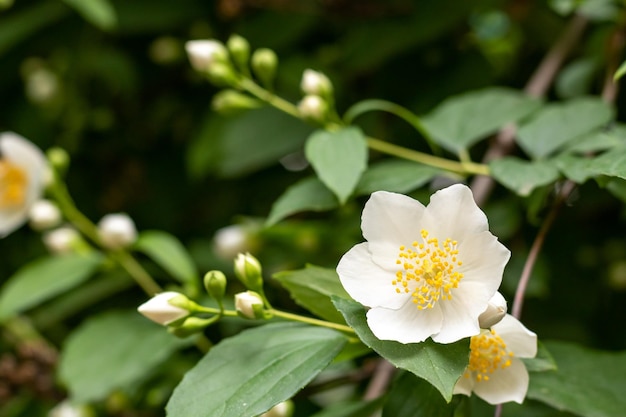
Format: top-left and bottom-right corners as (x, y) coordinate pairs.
(234, 291), (264, 319)
(478, 291), (508, 329)
(301, 69), (333, 97)
(260, 401), (294, 417)
(28, 199), (61, 230)
(97, 213), (137, 249)
(185, 40), (229, 73)
(297, 95), (327, 122)
(48, 400), (91, 417)
(137, 291), (190, 326)
(43, 227), (80, 254)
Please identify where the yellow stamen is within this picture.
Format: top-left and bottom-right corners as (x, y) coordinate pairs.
(0, 160), (27, 208)
(464, 329), (514, 382)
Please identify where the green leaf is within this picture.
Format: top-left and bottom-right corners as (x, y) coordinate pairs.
(421, 87), (540, 153)
(553, 154), (597, 184)
(355, 159), (439, 195)
(587, 148), (626, 180)
(266, 177), (338, 226)
(310, 398), (386, 417)
(528, 341), (626, 417)
(60, 0), (117, 30)
(490, 157), (560, 196)
(187, 107), (313, 179)
(564, 125), (626, 154)
(332, 297), (469, 402)
(516, 97), (614, 159)
(522, 341), (557, 373)
(166, 323), (346, 417)
(0, 253), (104, 321)
(383, 371), (458, 417)
(135, 230), (198, 285)
(59, 310), (188, 402)
(606, 178), (626, 203)
(305, 127), (368, 204)
(273, 264), (350, 324)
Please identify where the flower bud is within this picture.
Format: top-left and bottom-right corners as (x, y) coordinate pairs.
(213, 224), (251, 260)
(206, 62), (239, 87)
(234, 252), (263, 291)
(297, 95), (328, 123)
(301, 69), (333, 98)
(97, 213), (137, 250)
(185, 40), (229, 73)
(251, 48), (278, 88)
(226, 34), (250, 71)
(204, 270), (227, 301)
(234, 291), (265, 319)
(137, 291), (190, 326)
(28, 199), (61, 231)
(478, 291), (508, 329)
(260, 401), (294, 417)
(43, 226), (80, 255)
(169, 316), (216, 338)
(211, 90), (262, 115)
(49, 400), (92, 417)
(46, 147), (70, 178)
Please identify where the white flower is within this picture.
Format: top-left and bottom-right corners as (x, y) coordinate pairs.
(43, 226), (80, 254)
(185, 40), (228, 73)
(137, 291), (190, 326)
(97, 213), (137, 249)
(48, 400), (89, 417)
(301, 69), (333, 97)
(0, 132), (48, 237)
(213, 224), (249, 260)
(234, 291), (264, 319)
(336, 184), (510, 344)
(453, 314), (537, 404)
(29, 199), (62, 230)
(478, 291), (507, 329)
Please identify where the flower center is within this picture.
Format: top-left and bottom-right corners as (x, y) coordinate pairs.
(0, 160), (28, 208)
(465, 329), (514, 382)
(392, 229), (463, 310)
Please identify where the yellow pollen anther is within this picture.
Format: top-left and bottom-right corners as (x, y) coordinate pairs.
(0, 160), (28, 208)
(393, 229), (464, 309)
(465, 329), (514, 383)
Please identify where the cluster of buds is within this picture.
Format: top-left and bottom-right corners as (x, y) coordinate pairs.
(297, 69), (335, 124)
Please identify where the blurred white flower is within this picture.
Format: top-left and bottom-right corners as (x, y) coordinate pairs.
(301, 69), (332, 97)
(213, 224), (249, 259)
(454, 314), (537, 404)
(42, 226), (80, 254)
(337, 184), (510, 344)
(0, 132), (48, 237)
(478, 291), (507, 329)
(48, 400), (89, 417)
(137, 291), (190, 326)
(97, 213), (137, 249)
(28, 199), (62, 231)
(297, 95), (327, 122)
(185, 39), (228, 73)
(25, 67), (59, 104)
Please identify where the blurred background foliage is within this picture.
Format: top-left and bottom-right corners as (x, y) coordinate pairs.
(1, 0), (626, 416)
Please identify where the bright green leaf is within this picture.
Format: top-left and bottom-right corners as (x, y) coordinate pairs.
(383, 371), (458, 417)
(135, 230), (198, 284)
(516, 97), (614, 159)
(355, 159), (439, 195)
(332, 297), (469, 402)
(421, 87), (541, 153)
(305, 127), (368, 204)
(0, 253), (104, 321)
(166, 323), (346, 417)
(490, 157), (560, 196)
(61, 0), (117, 30)
(273, 264), (349, 324)
(528, 341), (626, 417)
(587, 148), (626, 180)
(59, 310), (188, 402)
(553, 154), (597, 184)
(266, 177), (338, 226)
(564, 125), (626, 154)
(614, 60), (626, 81)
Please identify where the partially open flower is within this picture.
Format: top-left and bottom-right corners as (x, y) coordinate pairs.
(478, 291), (507, 329)
(0, 132), (48, 237)
(137, 291), (190, 326)
(97, 213), (137, 249)
(336, 184), (510, 344)
(454, 314), (537, 404)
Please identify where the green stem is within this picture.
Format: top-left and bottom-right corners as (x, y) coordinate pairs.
(270, 309), (355, 334)
(111, 250), (162, 296)
(367, 137), (489, 176)
(239, 78), (301, 118)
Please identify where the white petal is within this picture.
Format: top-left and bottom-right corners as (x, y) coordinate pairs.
(361, 191), (426, 270)
(366, 303), (443, 344)
(337, 243), (408, 309)
(421, 184), (489, 242)
(453, 373), (474, 397)
(432, 288), (482, 343)
(493, 314), (537, 358)
(472, 358), (529, 404)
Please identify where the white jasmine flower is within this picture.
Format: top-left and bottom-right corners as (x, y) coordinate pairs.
(29, 199), (62, 230)
(97, 213), (137, 249)
(454, 314), (537, 404)
(137, 291), (190, 326)
(0, 132), (48, 237)
(234, 291), (264, 319)
(478, 291), (507, 329)
(185, 40), (228, 73)
(301, 69), (333, 97)
(42, 226), (79, 254)
(336, 184), (510, 344)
